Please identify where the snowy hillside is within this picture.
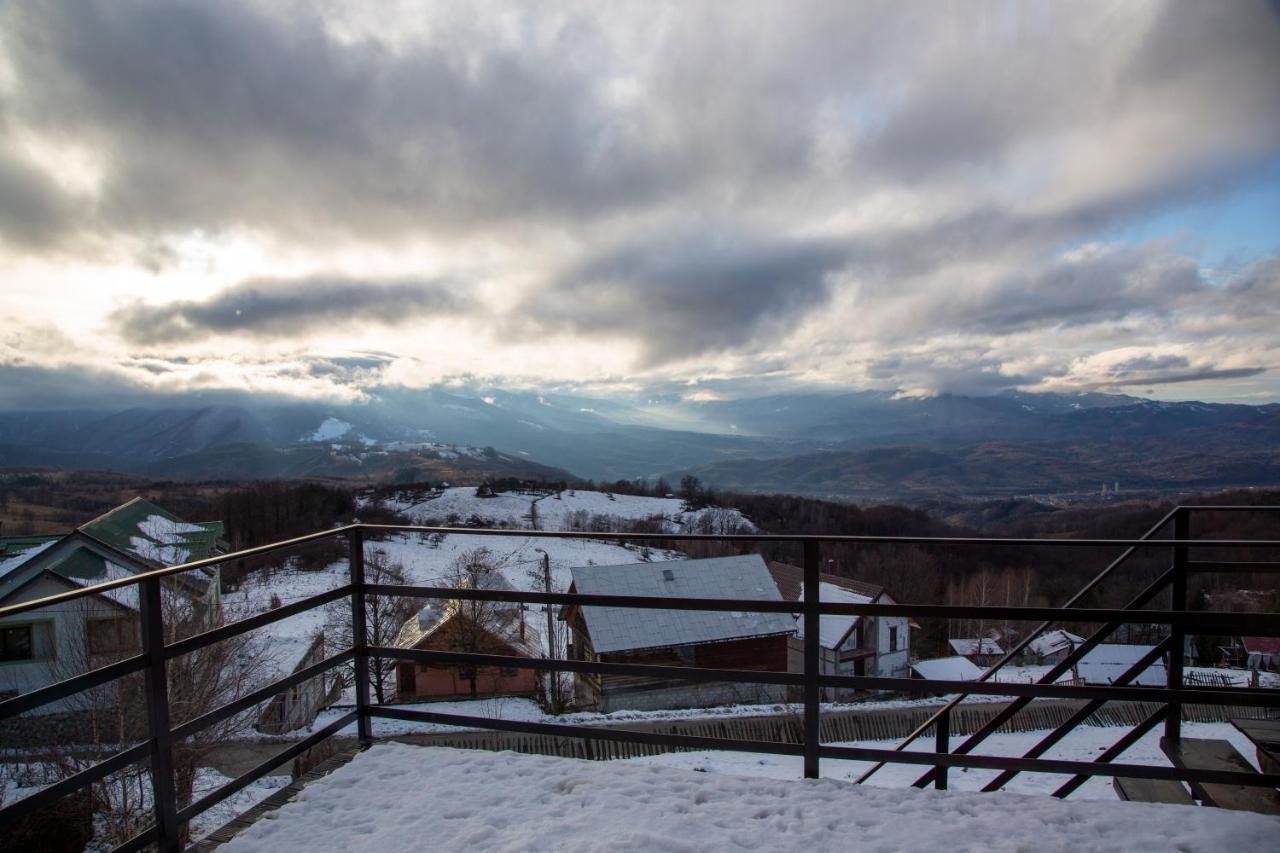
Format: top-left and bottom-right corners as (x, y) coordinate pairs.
(229, 529), (683, 660)
(364, 486), (754, 534)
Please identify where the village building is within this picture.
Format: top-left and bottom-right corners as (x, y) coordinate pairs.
(563, 555), (794, 713)
(256, 631), (343, 734)
(1241, 636), (1280, 672)
(765, 561), (911, 699)
(1073, 643), (1167, 686)
(394, 571), (541, 701)
(0, 498), (224, 712)
(1023, 629), (1084, 664)
(948, 637), (1005, 666)
(910, 656), (983, 683)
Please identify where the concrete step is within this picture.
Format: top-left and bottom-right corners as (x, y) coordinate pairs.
(1112, 775), (1195, 806)
(1160, 737), (1280, 815)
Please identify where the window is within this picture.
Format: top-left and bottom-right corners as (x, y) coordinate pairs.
(888, 626), (899, 653)
(1, 626), (33, 662)
(87, 618), (139, 655)
(499, 665), (518, 678)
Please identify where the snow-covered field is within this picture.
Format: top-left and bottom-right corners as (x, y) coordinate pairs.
(218, 743), (1279, 853)
(619, 721), (1260, 800)
(366, 486), (753, 534)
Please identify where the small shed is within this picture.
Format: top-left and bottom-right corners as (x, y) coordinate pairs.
(1025, 630), (1084, 664)
(910, 656), (983, 682)
(948, 638), (1005, 666)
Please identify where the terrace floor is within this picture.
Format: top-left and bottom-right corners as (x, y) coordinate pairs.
(213, 744), (1278, 853)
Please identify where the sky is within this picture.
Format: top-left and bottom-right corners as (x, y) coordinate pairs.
(1, 0), (1278, 410)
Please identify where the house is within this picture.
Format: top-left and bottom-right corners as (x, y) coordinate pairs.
(765, 561), (910, 699)
(1024, 629), (1084, 664)
(1073, 643), (1167, 686)
(910, 656), (983, 682)
(1242, 637), (1280, 672)
(562, 555), (795, 713)
(948, 638), (1005, 666)
(0, 498), (225, 712)
(256, 630), (343, 734)
(394, 571), (541, 701)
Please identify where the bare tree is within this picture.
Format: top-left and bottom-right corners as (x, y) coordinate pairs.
(325, 549), (416, 704)
(444, 549), (523, 700)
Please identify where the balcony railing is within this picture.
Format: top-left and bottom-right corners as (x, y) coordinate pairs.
(1, 505), (1279, 851)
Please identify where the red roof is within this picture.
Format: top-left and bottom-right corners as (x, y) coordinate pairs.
(1242, 636), (1280, 655)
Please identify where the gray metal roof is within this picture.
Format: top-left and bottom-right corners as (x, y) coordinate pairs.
(570, 554), (796, 654)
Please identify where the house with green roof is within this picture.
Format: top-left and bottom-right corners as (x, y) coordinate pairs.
(0, 498), (227, 712)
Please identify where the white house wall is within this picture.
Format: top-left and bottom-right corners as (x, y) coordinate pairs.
(0, 575), (129, 715)
(875, 615), (910, 677)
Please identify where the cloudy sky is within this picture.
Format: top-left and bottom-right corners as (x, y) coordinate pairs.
(1, 0), (1278, 409)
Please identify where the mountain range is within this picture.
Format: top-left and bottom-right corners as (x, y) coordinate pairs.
(0, 387), (1276, 499)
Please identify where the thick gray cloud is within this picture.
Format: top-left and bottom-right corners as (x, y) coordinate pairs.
(525, 229), (850, 363)
(111, 276), (467, 342)
(1, 1), (1278, 401)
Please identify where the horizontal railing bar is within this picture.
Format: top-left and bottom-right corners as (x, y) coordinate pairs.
(367, 707), (806, 756)
(366, 583), (1280, 631)
(362, 522), (1280, 549)
(820, 744), (1280, 788)
(0, 653), (147, 721)
(4, 515), (1277, 621)
(817, 674), (1280, 706)
(0, 741), (151, 827)
(369, 646), (805, 686)
(373, 707), (1280, 788)
(0, 526), (357, 620)
(174, 710), (359, 826)
(108, 823), (159, 853)
(375, 646), (1280, 706)
(164, 586), (353, 660)
(1188, 560), (1280, 572)
(171, 649), (356, 742)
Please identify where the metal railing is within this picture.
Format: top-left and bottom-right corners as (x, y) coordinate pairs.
(0, 507), (1278, 851)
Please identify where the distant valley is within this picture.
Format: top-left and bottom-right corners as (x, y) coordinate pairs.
(0, 386), (1276, 501)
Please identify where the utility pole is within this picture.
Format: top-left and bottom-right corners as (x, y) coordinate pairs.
(542, 551), (563, 713)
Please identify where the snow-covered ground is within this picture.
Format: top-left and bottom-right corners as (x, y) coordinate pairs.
(366, 486), (754, 534)
(619, 721), (1261, 799)
(218, 743), (1279, 853)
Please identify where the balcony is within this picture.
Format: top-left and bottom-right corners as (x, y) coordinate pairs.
(2, 506), (1279, 851)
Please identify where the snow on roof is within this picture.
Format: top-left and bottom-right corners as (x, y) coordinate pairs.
(0, 538), (58, 581)
(570, 555), (795, 654)
(61, 561), (140, 610)
(910, 656), (983, 681)
(796, 581), (871, 649)
(1075, 644), (1166, 686)
(948, 638), (1005, 657)
(1026, 630), (1084, 658)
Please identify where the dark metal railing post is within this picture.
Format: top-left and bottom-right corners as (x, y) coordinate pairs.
(141, 576), (180, 852)
(802, 539), (820, 779)
(350, 527), (373, 744)
(934, 708), (950, 790)
(1165, 507), (1189, 741)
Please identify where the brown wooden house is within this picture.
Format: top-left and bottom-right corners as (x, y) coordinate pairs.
(562, 555), (795, 713)
(394, 573), (541, 701)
